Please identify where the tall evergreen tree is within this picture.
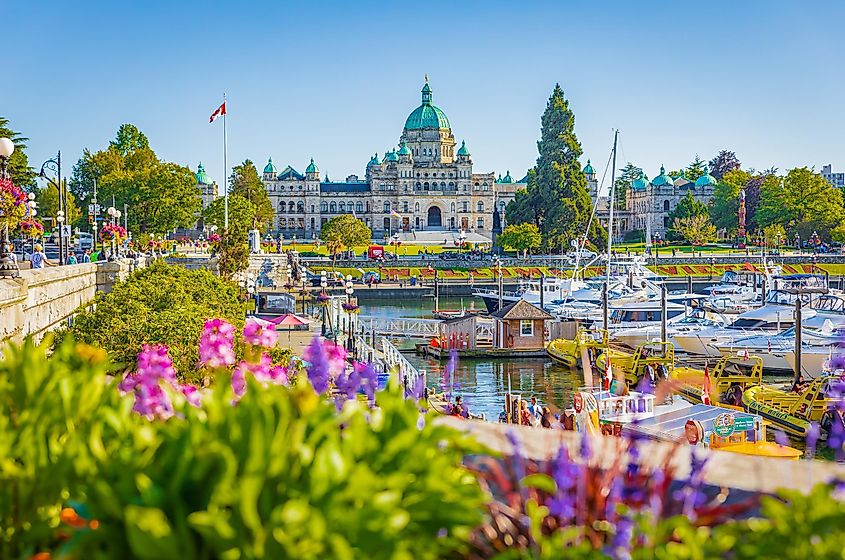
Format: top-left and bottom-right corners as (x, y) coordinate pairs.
(685, 155), (708, 181)
(614, 163), (642, 210)
(230, 160), (273, 231)
(505, 84), (605, 251)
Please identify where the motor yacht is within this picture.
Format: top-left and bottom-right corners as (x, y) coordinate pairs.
(710, 324), (839, 372)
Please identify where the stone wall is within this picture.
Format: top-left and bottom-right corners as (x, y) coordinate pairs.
(0, 259), (145, 343)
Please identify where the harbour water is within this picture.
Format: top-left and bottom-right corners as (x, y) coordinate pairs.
(362, 295), (581, 419)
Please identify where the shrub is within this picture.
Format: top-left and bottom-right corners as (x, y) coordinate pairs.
(65, 260), (245, 382)
(623, 229), (645, 243)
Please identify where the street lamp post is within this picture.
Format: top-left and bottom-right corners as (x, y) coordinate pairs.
(458, 229), (466, 256)
(0, 137), (19, 277)
(26, 193), (38, 257)
(39, 152), (65, 265)
(320, 270), (328, 337)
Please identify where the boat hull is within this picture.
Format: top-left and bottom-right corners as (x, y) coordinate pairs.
(741, 385), (812, 437)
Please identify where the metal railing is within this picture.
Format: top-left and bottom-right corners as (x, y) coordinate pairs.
(381, 337), (425, 389)
(358, 315), (442, 338)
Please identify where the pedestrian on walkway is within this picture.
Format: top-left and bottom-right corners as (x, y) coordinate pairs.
(30, 244), (52, 269)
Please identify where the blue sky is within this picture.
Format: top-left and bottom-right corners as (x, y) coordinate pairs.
(5, 0), (844, 189)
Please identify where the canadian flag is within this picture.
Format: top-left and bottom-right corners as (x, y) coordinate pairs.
(209, 102), (226, 123)
(701, 365), (712, 405)
(604, 357), (613, 391)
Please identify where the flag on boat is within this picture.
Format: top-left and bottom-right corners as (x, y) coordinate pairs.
(209, 102), (226, 123)
(702, 365), (712, 405)
(390, 210), (401, 219)
(767, 339), (771, 352)
(604, 357), (612, 391)
(743, 349), (750, 361)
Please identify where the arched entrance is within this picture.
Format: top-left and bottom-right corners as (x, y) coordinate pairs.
(427, 206), (442, 228)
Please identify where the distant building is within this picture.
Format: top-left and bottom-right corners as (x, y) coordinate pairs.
(822, 164), (845, 189)
(260, 80), (518, 241)
(194, 162), (218, 231)
(588, 164), (717, 239)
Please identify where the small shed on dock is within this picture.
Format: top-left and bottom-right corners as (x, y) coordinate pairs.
(438, 315), (478, 350)
(491, 300), (553, 350)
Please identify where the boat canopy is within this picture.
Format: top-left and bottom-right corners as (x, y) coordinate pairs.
(621, 404), (764, 443)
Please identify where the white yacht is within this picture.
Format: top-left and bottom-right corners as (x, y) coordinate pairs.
(783, 346), (845, 378)
(674, 274), (845, 357)
(710, 324), (839, 371)
(612, 307), (730, 349)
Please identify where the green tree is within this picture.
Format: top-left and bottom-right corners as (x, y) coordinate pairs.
(216, 229), (250, 278)
(203, 194), (256, 236)
(614, 163), (642, 210)
(685, 155), (707, 181)
(756, 167), (844, 240)
(667, 191), (709, 241)
(672, 214), (717, 245)
(0, 116), (35, 190)
(320, 215), (371, 259)
(709, 168), (750, 233)
(763, 223), (787, 247)
(35, 179), (81, 228)
(65, 260), (244, 382)
(230, 160), (273, 231)
(505, 85), (605, 251)
(497, 223), (542, 256)
(708, 149), (741, 180)
(70, 124), (201, 234)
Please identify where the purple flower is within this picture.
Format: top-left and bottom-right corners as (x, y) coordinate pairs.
(636, 373), (653, 395)
(547, 446), (578, 521)
(773, 430), (789, 447)
(806, 422), (820, 458)
(304, 336), (344, 395)
(198, 319), (236, 368)
(604, 476), (623, 521)
(579, 431), (592, 461)
(606, 512), (634, 560)
(682, 450), (709, 519)
(242, 320), (278, 348)
(828, 412), (845, 462)
(356, 362), (378, 401)
(405, 374), (426, 401)
(232, 361), (248, 397)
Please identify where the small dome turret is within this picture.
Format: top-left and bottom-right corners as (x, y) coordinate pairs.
(196, 162), (211, 185)
(397, 142), (412, 156)
(263, 157), (277, 175)
(695, 170), (717, 188)
(456, 140), (470, 157)
(652, 165), (673, 186)
(305, 158), (318, 174)
(582, 159), (595, 175)
(631, 173), (649, 190)
(368, 153), (380, 167)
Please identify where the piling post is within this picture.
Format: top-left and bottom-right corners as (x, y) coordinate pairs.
(434, 269), (440, 313)
(497, 267), (503, 312)
(540, 274), (545, 310)
(687, 275), (692, 294)
(792, 298), (803, 387)
(761, 275), (767, 304)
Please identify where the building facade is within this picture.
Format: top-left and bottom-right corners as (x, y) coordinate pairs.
(261, 81), (518, 240)
(589, 165), (717, 239)
(194, 162), (218, 231)
(822, 164), (845, 189)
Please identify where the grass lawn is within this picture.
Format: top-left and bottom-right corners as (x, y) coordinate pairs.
(264, 243), (450, 256)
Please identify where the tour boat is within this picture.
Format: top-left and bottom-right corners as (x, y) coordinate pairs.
(709, 325), (839, 373)
(671, 354), (764, 408)
(740, 375), (841, 438)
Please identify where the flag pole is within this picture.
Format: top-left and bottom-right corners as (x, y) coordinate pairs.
(223, 92), (229, 230)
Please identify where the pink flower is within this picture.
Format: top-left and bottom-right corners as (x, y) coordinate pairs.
(180, 384), (202, 407)
(242, 321), (277, 348)
(121, 344), (179, 420)
(232, 361), (248, 398)
(198, 319), (236, 368)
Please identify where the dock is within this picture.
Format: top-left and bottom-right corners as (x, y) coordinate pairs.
(417, 344), (549, 359)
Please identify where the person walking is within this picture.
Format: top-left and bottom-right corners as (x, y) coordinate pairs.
(82, 249), (91, 263)
(29, 244), (52, 269)
(67, 252), (78, 265)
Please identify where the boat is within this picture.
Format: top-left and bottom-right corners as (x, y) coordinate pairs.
(740, 375), (841, 437)
(710, 325), (839, 374)
(611, 306), (730, 349)
(546, 329), (608, 367)
(621, 403), (801, 459)
(783, 346), (844, 376)
(671, 354), (764, 408)
(595, 341), (675, 387)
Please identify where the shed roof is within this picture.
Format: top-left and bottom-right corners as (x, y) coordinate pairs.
(491, 299), (553, 320)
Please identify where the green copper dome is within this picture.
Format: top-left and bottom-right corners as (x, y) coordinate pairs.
(500, 170), (513, 183)
(196, 162), (211, 185)
(632, 173), (649, 191)
(651, 165), (673, 186)
(456, 140), (470, 156)
(404, 81), (451, 130)
(384, 149), (399, 163)
(397, 142), (411, 156)
(368, 153), (380, 167)
(305, 158), (318, 174)
(582, 159), (595, 175)
(263, 157), (277, 175)
(695, 171), (717, 188)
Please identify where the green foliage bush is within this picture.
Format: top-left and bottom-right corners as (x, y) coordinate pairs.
(0, 337), (485, 560)
(66, 260), (244, 382)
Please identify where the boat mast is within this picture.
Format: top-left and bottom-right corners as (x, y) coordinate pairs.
(606, 129), (619, 281)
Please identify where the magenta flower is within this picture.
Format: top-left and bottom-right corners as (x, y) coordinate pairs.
(198, 318), (236, 368)
(232, 361), (248, 398)
(180, 384), (202, 407)
(121, 344), (179, 420)
(243, 320), (278, 348)
(304, 336), (348, 395)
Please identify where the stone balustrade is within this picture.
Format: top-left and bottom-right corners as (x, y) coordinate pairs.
(0, 259), (148, 343)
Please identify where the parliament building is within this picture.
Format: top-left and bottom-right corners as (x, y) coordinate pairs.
(259, 80), (522, 240)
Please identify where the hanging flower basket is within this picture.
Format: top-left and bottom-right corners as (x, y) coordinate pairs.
(0, 178), (27, 229)
(100, 223), (128, 242)
(18, 217), (44, 238)
(317, 293), (331, 305)
(342, 302), (360, 313)
(208, 233), (221, 243)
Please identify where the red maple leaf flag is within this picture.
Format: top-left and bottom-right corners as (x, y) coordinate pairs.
(209, 102), (226, 123)
(701, 365), (712, 405)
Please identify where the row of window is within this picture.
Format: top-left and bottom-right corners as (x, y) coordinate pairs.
(276, 216), (488, 231)
(277, 199), (506, 214)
